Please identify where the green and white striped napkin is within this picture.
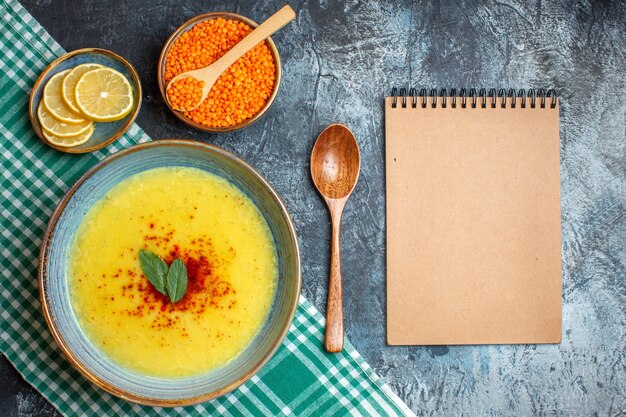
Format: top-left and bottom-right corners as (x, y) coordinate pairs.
(0, 1), (413, 416)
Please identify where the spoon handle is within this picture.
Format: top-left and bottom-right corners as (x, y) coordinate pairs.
(209, 5), (296, 76)
(325, 206), (344, 352)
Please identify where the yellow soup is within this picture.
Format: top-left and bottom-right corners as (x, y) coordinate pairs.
(69, 167), (277, 377)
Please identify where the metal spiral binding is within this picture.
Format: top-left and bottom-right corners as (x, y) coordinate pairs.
(390, 88), (557, 109)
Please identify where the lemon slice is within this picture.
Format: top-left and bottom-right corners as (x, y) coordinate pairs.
(75, 67), (134, 122)
(42, 70), (88, 124)
(61, 63), (102, 113)
(37, 103), (92, 137)
(42, 124), (94, 148)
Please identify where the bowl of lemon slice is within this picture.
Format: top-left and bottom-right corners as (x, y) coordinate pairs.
(29, 48), (141, 153)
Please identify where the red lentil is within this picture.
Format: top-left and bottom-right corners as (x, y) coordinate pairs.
(165, 18), (276, 128)
(167, 76), (205, 111)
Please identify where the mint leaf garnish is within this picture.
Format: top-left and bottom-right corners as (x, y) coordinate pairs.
(166, 258), (188, 303)
(138, 249), (168, 296)
(138, 249), (188, 303)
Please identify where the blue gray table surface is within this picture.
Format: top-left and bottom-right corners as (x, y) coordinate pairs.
(2, 1), (624, 416)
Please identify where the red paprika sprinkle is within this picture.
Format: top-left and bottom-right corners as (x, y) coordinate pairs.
(117, 224), (237, 328)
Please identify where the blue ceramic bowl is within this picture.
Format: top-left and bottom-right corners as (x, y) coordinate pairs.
(39, 140), (301, 406)
(29, 48), (142, 154)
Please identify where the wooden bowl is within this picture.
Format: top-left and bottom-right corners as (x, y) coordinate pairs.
(29, 48), (142, 154)
(157, 12), (282, 133)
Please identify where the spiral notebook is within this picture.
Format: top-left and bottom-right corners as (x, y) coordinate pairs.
(385, 88), (562, 345)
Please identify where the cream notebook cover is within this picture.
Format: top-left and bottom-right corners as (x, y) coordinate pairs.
(385, 89), (562, 345)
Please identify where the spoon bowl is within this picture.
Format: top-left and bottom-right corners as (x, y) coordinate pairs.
(311, 125), (361, 200)
(310, 124), (360, 352)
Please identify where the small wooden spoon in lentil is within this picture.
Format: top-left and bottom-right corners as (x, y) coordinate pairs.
(166, 5), (295, 112)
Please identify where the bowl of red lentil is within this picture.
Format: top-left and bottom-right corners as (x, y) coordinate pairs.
(158, 12), (281, 132)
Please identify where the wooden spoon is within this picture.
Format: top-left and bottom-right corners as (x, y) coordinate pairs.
(166, 5), (296, 112)
(310, 124), (361, 353)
